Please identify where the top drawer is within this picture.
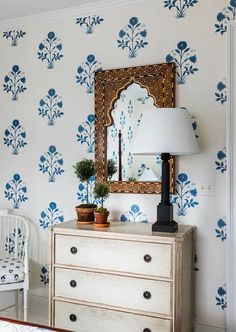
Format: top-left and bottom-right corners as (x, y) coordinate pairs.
(54, 235), (172, 278)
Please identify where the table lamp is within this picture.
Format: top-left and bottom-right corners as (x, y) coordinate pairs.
(132, 108), (199, 232)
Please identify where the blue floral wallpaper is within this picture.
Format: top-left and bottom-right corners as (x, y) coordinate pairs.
(0, 0), (228, 328)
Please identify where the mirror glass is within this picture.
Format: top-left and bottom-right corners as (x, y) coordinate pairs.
(107, 83), (161, 182)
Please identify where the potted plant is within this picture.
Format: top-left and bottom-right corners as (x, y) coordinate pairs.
(73, 159), (97, 223)
(93, 182), (110, 227)
(107, 159), (117, 180)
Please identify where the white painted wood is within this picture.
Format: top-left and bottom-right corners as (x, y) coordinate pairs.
(0, 0), (157, 29)
(54, 267), (171, 316)
(53, 220), (193, 242)
(227, 20), (236, 332)
(50, 221), (195, 331)
(55, 235), (172, 278)
(55, 300), (172, 332)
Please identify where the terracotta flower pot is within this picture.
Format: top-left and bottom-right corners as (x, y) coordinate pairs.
(94, 211), (109, 226)
(76, 205), (97, 224)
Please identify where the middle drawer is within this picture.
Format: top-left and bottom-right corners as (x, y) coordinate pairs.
(55, 235), (172, 278)
(54, 267), (171, 316)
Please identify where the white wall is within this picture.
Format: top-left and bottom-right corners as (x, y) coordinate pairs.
(0, 0), (229, 328)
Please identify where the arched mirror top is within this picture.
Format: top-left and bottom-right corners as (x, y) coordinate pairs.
(94, 62), (176, 194)
(105, 78), (160, 127)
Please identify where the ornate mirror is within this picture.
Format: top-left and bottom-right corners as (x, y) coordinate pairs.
(95, 63), (175, 194)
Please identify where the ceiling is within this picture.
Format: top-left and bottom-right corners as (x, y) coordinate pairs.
(0, 0), (105, 21)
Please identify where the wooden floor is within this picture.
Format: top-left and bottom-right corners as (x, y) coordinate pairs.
(0, 292), (48, 326)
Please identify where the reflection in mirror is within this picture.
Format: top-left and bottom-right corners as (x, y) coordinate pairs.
(107, 83), (161, 182)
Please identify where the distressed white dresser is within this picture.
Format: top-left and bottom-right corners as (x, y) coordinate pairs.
(49, 220), (196, 332)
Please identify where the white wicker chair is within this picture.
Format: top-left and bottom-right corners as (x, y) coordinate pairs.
(0, 210), (30, 321)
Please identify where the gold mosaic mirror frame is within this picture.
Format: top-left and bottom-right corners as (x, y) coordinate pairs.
(94, 62), (175, 194)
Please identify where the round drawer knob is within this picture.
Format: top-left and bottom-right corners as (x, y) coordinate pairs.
(143, 329), (151, 332)
(143, 291), (151, 300)
(70, 246), (78, 254)
(70, 280), (77, 288)
(69, 314), (77, 322)
(144, 254), (152, 263)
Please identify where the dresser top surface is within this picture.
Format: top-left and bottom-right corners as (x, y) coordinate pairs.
(51, 220), (195, 242)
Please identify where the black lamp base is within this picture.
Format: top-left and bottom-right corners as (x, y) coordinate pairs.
(152, 220), (178, 233)
(152, 204), (178, 233)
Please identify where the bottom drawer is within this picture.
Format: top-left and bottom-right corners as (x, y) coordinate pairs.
(54, 300), (172, 332)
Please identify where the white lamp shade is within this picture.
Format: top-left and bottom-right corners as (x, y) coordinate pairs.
(132, 108), (199, 155)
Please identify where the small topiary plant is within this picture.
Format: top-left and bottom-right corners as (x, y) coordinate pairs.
(73, 159), (96, 207)
(94, 182), (109, 212)
(107, 159), (117, 180)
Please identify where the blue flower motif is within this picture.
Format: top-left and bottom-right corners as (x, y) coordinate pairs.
(231, 0), (236, 7)
(189, 188), (197, 197)
(76, 15), (104, 34)
(40, 265), (49, 285)
(216, 286), (227, 310)
(39, 145), (64, 182)
(13, 174), (20, 181)
(119, 30), (126, 38)
(4, 174), (28, 209)
(215, 80), (227, 105)
(87, 54), (95, 63)
(77, 113), (95, 153)
(217, 12), (226, 22)
(49, 145), (56, 154)
(218, 150), (226, 160)
(166, 41), (198, 85)
(140, 29), (147, 38)
(40, 155), (46, 163)
(56, 43), (62, 51)
(3, 119), (27, 155)
(3, 30), (26, 46)
(171, 172), (199, 216)
(215, 1), (236, 35)
(178, 173), (188, 183)
(5, 183), (11, 190)
(163, 0), (199, 19)
(117, 16), (148, 58)
(12, 65), (19, 73)
(39, 43), (44, 50)
(77, 66), (84, 74)
(37, 31), (63, 69)
(215, 217), (227, 242)
(5, 228), (25, 257)
(77, 175), (101, 205)
(215, 147), (227, 173)
(120, 204), (148, 223)
(39, 201), (64, 230)
(189, 55), (197, 63)
(3, 65), (27, 101)
(48, 32), (55, 39)
(38, 88), (64, 126)
(131, 204), (139, 213)
(166, 54), (174, 62)
(217, 82), (226, 91)
(177, 41), (187, 50)
(76, 54), (102, 93)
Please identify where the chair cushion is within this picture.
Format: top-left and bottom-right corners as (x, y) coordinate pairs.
(0, 257), (24, 284)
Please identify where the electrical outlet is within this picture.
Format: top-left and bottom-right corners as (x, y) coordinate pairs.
(194, 181), (215, 196)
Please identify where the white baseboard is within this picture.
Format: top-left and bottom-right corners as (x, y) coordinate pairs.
(28, 288), (48, 299)
(195, 323), (226, 332)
